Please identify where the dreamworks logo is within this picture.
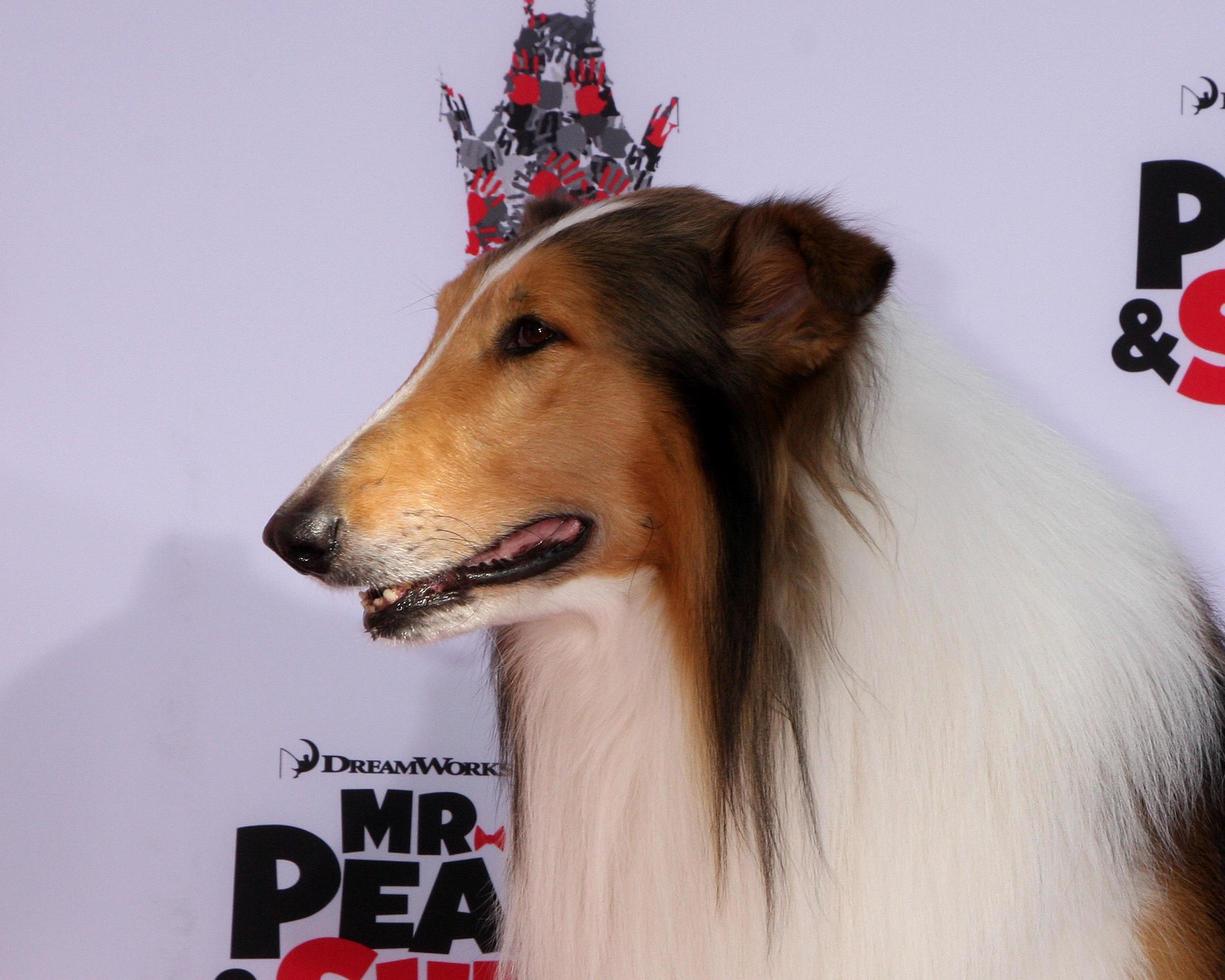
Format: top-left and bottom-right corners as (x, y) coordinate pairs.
(278, 739), (505, 779)
(1181, 76), (1225, 115)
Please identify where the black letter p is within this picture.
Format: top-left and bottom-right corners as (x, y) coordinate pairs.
(1137, 160), (1225, 289)
(230, 824), (341, 958)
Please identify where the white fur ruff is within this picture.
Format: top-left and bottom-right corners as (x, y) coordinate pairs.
(498, 313), (1219, 979)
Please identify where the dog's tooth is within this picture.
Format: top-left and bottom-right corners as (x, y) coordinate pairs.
(383, 588), (398, 602)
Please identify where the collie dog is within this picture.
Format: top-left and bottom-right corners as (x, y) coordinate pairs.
(264, 187), (1225, 978)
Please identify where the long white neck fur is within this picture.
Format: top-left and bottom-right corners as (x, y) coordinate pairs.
(501, 315), (1218, 979)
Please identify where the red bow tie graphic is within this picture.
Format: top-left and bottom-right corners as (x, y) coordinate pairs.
(474, 825), (505, 851)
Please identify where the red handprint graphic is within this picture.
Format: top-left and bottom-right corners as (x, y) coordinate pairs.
(440, 3), (677, 253)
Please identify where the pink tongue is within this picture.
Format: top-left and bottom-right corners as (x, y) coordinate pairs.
(465, 516), (584, 567)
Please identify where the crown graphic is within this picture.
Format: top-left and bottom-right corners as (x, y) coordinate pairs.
(440, 0), (678, 254)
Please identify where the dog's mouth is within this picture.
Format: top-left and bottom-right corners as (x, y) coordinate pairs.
(360, 514), (591, 636)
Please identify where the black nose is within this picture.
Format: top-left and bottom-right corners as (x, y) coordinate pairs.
(263, 506), (341, 576)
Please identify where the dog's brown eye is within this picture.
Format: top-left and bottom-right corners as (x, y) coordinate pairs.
(504, 316), (559, 354)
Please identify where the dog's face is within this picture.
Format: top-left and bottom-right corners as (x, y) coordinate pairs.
(264, 188), (892, 642)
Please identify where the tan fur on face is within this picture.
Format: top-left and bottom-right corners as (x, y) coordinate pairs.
(331, 244), (714, 606)
(1141, 874), (1222, 979)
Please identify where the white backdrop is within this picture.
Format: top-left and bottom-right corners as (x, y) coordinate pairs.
(2, 2), (1222, 976)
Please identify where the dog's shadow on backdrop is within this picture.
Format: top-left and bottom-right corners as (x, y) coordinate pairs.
(0, 528), (498, 974)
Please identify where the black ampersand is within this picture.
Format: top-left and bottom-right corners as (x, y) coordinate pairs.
(1112, 298), (1179, 383)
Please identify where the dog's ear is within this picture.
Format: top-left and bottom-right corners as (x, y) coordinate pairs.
(519, 192), (581, 236)
(714, 198), (894, 376)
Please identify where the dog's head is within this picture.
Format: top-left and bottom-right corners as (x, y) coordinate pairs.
(263, 187), (892, 643)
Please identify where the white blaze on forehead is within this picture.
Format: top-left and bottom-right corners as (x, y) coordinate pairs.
(290, 194), (646, 496)
(455, 192), (643, 322)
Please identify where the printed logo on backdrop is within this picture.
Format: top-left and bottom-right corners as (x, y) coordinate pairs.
(279, 739), (505, 779)
(439, 0), (677, 254)
(1180, 77), (1224, 115)
(1112, 159), (1225, 405)
(215, 783), (507, 980)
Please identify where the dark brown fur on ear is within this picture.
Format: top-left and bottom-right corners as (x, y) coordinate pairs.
(715, 197), (894, 376)
(519, 192), (581, 236)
